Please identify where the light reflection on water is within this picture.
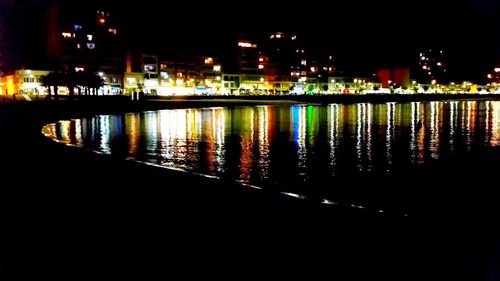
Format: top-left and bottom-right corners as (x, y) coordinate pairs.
(43, 101), (500, 195)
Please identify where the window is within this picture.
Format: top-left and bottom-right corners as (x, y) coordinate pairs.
(23, 77), (35, 83)
(223, 76), (229, 81)
(224, 83), (229, 88)
(144, 65), (156, 72)
(87, 42), (95, 49)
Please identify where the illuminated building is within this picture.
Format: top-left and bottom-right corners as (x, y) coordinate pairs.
(0, 69), (49, 96)
(377, 68), (410, 88)
(414, 49), (448, 84)
(46, 3), (123, 75)
(124, 52), (222, 95)
(237, 39), (266, 94)
(262, 32), (305, 94)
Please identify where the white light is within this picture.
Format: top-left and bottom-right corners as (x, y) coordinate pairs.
(213, 65), (221, 72)
(26, 70), (32, 74)
(258, 64), (264, 69)
(260, 77), (264, 82)
(331, 79), (335, 83)
(216, 76), (221, 81)
(238, 41), (255, 48)
(75, 67), (84, 72)
(87, 34), (93, 41)
(98, 72), (104, 77)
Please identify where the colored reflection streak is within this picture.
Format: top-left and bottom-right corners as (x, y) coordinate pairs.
(257, 106), (271, 179)
(238, 108), (254, 182)
(292, 105), (307, 176)
(328, 104), (340, 176)
(355, 103), (373, 172)
(429, 101), (441, 159)
(385, 103), (395, 172)
(490, 101), (500, 146)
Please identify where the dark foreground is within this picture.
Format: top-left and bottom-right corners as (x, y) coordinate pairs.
(1, 97), (500, 280)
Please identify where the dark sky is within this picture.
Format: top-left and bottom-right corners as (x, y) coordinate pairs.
(1, 0), (500, 80)
(118, 0), (500, 80)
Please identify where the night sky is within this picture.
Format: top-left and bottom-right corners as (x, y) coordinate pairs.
(1, 0), (500, 81)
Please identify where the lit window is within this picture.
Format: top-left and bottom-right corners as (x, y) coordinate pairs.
(213, 65), (221, 72)
(75, 67), (85, 72)
(62, 32), (73, 38)
(87, 34), (93, 41)
(238, 41), (256, 48)
(259, 58), (264, 62)
(98, 18), (105, 25)
(74, 24), (82, 31)
(126, 77), (137, 84)
(258, 65), (264, 69)
(291, 35), (297, 40)
(87, 42), (95, 49)
(76, 43), (81, 49)
(108, 28), (117, 35)
(301, 60), (307, 66)
(204, 57), (213, 64)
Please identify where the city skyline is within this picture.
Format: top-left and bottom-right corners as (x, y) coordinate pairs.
(1, 0), (500, 82)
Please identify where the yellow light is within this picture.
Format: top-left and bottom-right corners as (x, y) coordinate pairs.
(260, 77), (264, 82)
(310, 67), (316, 72)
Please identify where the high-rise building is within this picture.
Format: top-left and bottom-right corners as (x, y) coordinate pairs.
(46, 3), (123, 74)
(414, 49), (448, 83)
